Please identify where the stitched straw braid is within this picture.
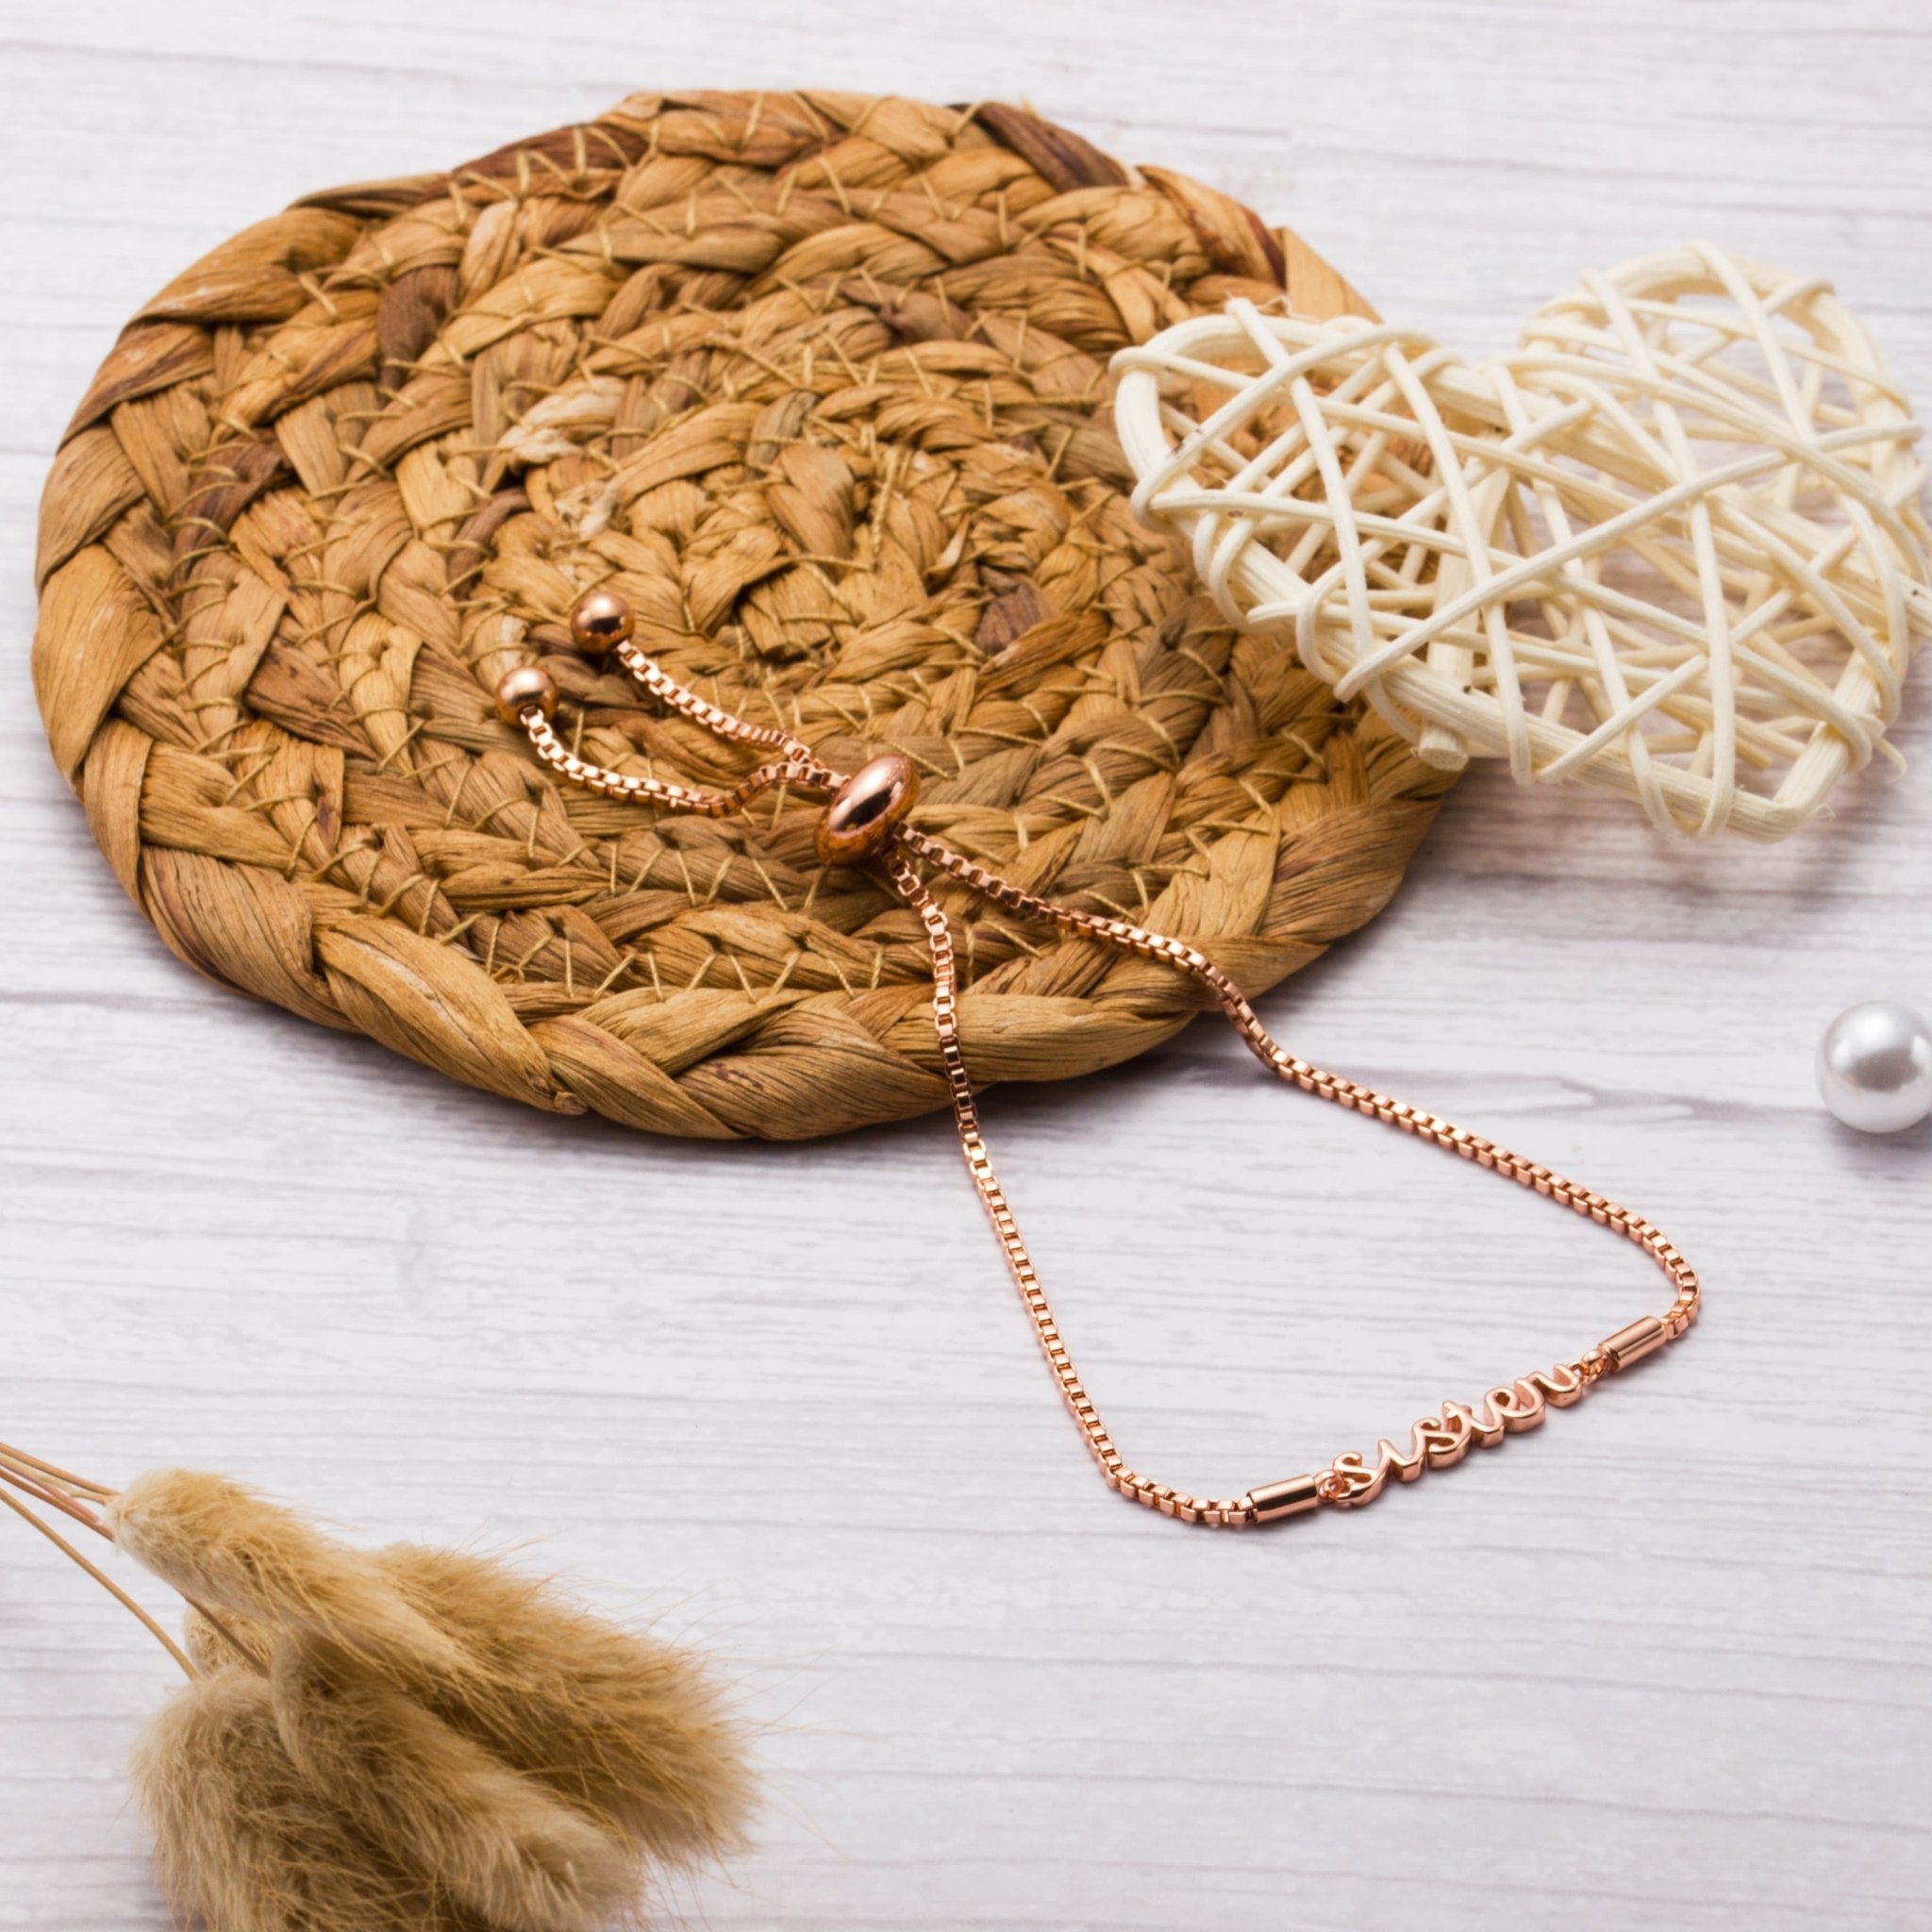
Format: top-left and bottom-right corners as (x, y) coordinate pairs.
(32, 90), (1452, 1139)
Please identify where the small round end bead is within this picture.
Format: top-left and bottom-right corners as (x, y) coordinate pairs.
(494, 664), (557, 724)
(569, 588), (634, 654)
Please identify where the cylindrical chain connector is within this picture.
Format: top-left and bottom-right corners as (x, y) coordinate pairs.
(1597, 1314), (1668, 1371)
(1247, 1474), (1324, 1523)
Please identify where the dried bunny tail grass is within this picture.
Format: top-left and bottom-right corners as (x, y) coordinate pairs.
(133, 1666), (488, 1932)
(183, 1603), (274, 1674)
(380, 1545), (754, 1867)
(9, 1454), (751, 1925)
(108, 1471), (464, 1673)
(272, 1634), (637, 1932)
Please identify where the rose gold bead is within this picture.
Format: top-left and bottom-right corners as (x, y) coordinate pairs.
(494, 664), (557, 724)
(570, 588), (634, 654)
(815, 753), (920, 866)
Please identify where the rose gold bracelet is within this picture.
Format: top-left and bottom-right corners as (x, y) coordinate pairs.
(496, 592), (1701, 1529)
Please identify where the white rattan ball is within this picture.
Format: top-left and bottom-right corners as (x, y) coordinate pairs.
(1113, 244), (1932, 839)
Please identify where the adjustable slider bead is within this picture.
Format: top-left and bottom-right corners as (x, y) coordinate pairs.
(569, 588), (634, 654)
(494, 664), (558, 724)
(815, 753), (920, 866)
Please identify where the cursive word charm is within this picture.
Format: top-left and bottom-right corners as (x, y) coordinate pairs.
(1324, 1363), (1587, 1508)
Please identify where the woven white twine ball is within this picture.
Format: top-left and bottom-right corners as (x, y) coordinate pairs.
(1113, 244), (1932, 839)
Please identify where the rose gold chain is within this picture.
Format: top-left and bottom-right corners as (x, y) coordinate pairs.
(525, 712), (825, 817)
(502, 600), (1701, 1528)
(891, 831), (1697, 1524)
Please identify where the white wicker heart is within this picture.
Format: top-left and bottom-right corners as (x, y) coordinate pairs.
(1112, 244), (1931, 839)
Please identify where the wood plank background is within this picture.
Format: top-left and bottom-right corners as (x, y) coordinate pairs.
(2, 5), (1927, 1926)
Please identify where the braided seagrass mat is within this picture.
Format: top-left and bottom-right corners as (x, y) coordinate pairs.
(32, 90), (1454, 1139)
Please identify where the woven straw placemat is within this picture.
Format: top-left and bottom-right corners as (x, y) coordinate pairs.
(32, 90), (1452, 1139)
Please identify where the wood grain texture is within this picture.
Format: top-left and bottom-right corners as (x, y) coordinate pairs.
(1, 5), (1927, 1928)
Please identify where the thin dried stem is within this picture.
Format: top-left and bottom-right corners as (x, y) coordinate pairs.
(0, 1483), (196, 1679)
(185, 1600), (261, 1669)
(0, 1439), (115, 1500)
(0, 1457), (111, 1538)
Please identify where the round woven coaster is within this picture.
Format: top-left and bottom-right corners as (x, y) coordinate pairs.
(32, 90), (1452, 1139)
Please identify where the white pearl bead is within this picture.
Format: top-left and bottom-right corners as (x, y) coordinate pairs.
(1816, 1001), (1932, 1135)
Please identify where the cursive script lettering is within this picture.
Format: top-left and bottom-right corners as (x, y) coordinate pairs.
(1326, 1362), (1585, 1507)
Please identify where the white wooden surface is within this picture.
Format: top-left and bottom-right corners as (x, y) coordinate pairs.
(3, 6), (1929, 1927)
